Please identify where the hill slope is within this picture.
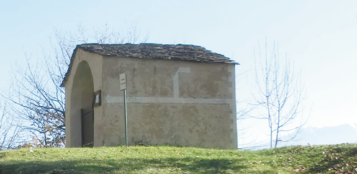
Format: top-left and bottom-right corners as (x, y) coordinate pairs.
(1, 144), (357, 173)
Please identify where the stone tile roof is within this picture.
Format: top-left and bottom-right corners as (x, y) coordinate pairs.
(61, 43), (238, 87)
(78, 43), (238, 64)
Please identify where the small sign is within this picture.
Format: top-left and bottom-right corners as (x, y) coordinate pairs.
(93, 90), (101, 107)
(120, 73), (126, 90)
(95, 95), (99, 103)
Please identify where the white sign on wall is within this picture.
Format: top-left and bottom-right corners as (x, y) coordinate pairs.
(120, 73), (126, 90)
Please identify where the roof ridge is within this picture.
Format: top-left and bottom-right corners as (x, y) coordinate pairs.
(76, 43), (238, 63)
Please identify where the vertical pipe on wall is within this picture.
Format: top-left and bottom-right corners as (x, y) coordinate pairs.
(124, 89), (128, 147)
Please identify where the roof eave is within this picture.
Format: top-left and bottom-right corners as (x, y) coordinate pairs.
(60, 46), (80, 87)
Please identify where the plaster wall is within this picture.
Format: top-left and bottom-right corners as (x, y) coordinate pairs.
(64, 49), (103, 147)
(101, 57), (237, 149)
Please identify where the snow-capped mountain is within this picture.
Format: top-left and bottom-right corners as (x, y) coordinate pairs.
(279, 123), (357, 147)
(250, 123), (357, 150)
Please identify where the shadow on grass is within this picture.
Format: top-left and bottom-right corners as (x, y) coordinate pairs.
(0, 157), (249, 174)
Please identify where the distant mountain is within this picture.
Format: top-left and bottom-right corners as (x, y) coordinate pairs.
(255, 123), (357, 149)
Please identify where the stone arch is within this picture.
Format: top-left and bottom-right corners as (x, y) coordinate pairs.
(70, 60), (94, 147)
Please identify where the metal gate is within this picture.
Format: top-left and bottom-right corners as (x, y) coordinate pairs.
(81, 107), (94, 147)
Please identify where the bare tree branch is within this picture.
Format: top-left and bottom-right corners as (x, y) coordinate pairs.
(1, 24), (148, 148)
(251, 38), (308, 148)
(0, 101), (22, 150)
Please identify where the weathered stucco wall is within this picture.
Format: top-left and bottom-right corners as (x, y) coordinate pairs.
(64, 49), (103, 147)
(102, 57), (237, 149)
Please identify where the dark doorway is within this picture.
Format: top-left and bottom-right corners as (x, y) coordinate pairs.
(81, 107), (94, 147)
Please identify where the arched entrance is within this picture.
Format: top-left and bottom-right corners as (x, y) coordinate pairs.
(70, 61), (94, 147)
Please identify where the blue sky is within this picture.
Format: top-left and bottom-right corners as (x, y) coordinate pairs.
(1, 0), (357, 145)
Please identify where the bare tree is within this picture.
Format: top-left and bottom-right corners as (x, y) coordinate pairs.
(251, 39), (307, 148)
(0, 101), (21, 150)
(2, 24), (148, 147)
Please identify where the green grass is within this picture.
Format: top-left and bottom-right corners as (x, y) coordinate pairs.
(1, 144), (357, 173)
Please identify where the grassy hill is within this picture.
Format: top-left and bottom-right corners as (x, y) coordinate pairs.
(0, 144), (357, 174)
